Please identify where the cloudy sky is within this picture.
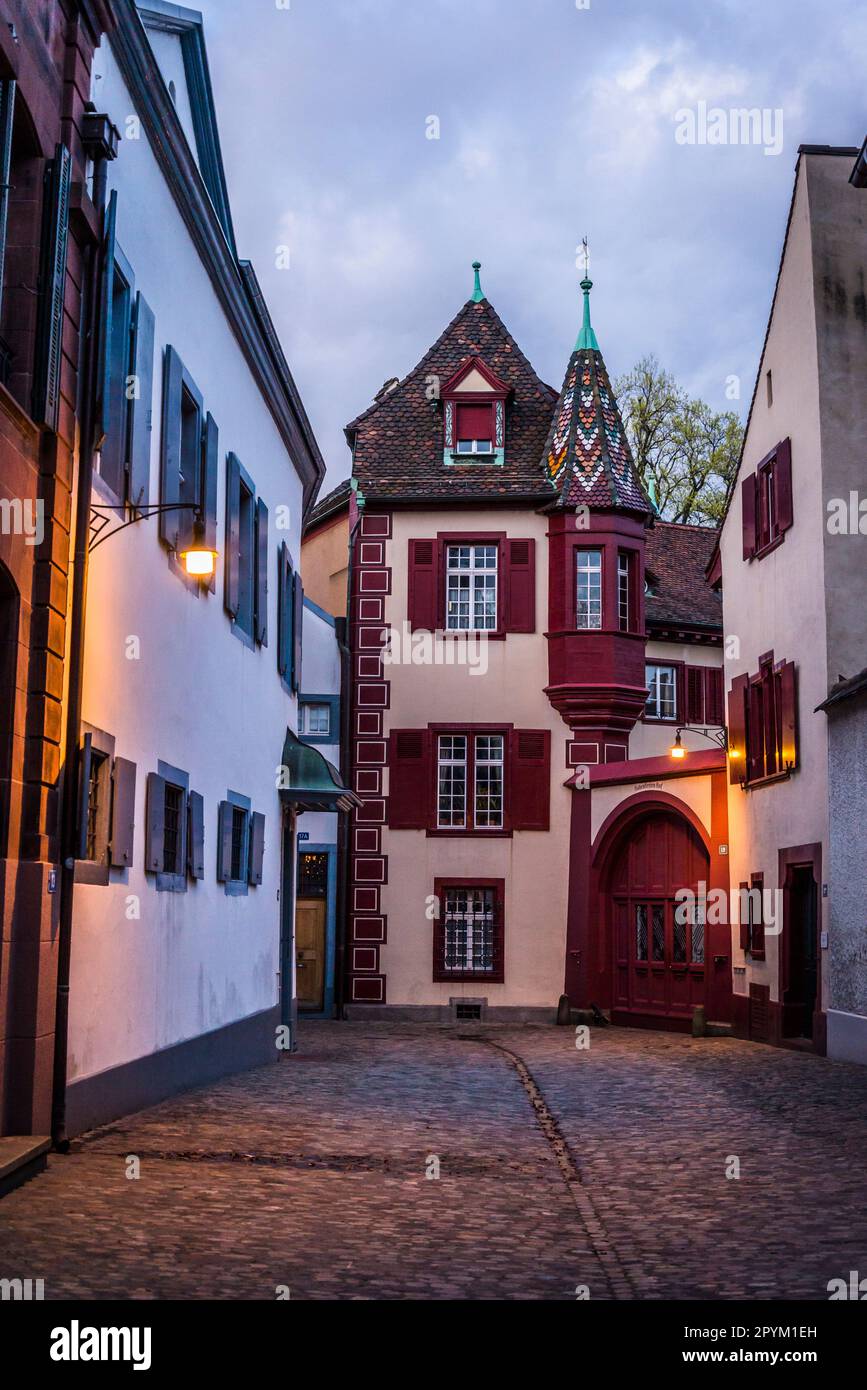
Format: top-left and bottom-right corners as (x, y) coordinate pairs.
(196, 0), (866, 489)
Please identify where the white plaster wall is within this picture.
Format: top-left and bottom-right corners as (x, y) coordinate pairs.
(590, 773), (713, 847)
(68, 42), (304, 1083)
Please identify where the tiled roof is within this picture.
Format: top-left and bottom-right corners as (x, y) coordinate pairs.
(645, 522), (723, 631)
(305, 477), (351, 533)
(346, 298), (558, 501)
(816, 666), (867, 712)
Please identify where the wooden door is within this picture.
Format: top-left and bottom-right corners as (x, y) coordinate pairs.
(296, 898), (326, 1010)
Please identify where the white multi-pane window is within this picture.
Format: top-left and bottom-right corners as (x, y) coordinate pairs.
(437, 734), (467, 827)
(446, 545), (497, 631)
(617, 552), (631, 632)
(442, 887), (496, 973)
(474, 734), (504, 829)
(645, 664), (678, 720)
(301, 702), (330, 735)
(576, 549), (603, 629)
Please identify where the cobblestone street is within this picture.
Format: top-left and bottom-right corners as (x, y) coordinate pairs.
(2, 1021), (867, 1300)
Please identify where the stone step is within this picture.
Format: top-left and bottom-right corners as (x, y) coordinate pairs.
(0, 1136), (50, 1199)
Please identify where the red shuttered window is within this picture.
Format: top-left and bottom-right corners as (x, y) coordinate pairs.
(406, 536), (535, 634)
(727, 656), (797, 786)
(387, 727), (550, 833)
(742, 438), (793, 561)
(685, 665), (724, 726)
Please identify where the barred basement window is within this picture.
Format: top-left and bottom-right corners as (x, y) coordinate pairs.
(446, 545), (497, 631)
(163, 782), (183, 875)
(443, 887), (496, 974)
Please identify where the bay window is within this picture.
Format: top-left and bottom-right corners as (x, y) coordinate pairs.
(576, 549), (603, 629)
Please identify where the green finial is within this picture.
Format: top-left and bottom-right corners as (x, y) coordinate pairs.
(471, 260), (485, 302)
(575, 277), (599, 351)
(645, 472), (660, 516)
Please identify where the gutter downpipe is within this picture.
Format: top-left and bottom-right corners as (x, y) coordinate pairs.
(334, 497), (360, 1019)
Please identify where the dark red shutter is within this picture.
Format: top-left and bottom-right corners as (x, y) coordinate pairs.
(775, 438), (793, 534)
(388, 729), (432, 828)
(778, 660), (797, 771)
(455, 402), (493, 442)
(686, 666), (704, 724)
(727, 674), (748, 783)
(739, 882), (750, 951)
(504, 538), (535, 633)
(407, 539), (439, 631)
(704, 668), (724, 726)
(741, 474), (758, 559)
(509, 729), (550, 830)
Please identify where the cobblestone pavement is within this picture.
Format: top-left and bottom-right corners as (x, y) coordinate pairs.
(2, 1021), (867, 1300)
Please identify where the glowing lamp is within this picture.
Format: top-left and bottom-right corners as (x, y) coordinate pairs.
(669, 730), (686, 760)
(181, 546), (218, 578)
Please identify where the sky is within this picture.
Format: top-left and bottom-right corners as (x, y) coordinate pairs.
(195, 0), (867, 490)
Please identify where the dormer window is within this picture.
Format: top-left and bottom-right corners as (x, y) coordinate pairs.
(441, 356), (510, 467)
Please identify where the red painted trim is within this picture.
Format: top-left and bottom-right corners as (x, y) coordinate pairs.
(440, 356), (511, 397)
(778, 841), (825, 1053)
(564, 748), (724, 789)
(590, 791), (713, 864)
(432, 875), (505, 984)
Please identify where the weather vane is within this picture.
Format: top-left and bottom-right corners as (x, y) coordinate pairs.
(580, 236), (591, 280)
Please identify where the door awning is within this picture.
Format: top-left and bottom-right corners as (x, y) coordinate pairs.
(279, 728), (360, 813)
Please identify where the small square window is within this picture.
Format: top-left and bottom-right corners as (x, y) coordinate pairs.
(645, 664), (678, 721)
(301, 702), (331, 736)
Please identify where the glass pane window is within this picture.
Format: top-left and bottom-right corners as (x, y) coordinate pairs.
(635, 904), (648, 961)
(437, 735), (467, 828)
(692, 896), (706, 964)
(618, 552), (632, 632)
(302, 703), (330, 735)
(651, 904), (665, 961)
(163, 783), (183, 875)
(474, 734), (504, 829)
(442, 887), (496, 973)
(645, 664), (678, 721)
(576, 549), (603, 629)
(446, 545), (497, 631)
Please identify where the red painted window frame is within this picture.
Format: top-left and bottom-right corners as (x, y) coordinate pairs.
(729, 649), (798, 787)
(742, 438), (793, 561)
(642, 658), (685, 725)
(440, 530), (506, 638)
(430, 722), (513, 838)
(432, 875), (505, 983)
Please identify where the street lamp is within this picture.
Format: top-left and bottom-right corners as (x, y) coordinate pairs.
(668, 725), (729, 760)
(89, 502), (217, 579)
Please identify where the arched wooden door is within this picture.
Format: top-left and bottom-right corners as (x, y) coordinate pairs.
(609, 811), (710, 1026)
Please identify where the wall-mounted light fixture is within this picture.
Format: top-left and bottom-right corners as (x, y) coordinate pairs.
(89, 502), (217, 579)
(668, 725), (729, 761)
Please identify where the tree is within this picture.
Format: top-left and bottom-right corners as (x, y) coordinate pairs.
(614, 355), (743, 525)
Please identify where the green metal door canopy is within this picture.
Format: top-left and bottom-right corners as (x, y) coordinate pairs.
(279, 728), (360, 813)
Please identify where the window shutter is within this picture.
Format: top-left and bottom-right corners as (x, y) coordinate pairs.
(778, 660), (797, 771)
(727, 675), (748, 784)
(455, 402), (493, 440)
(407, 539), (439, 631)
(160, 345), (184, 546)
(198, 410), (218, 593)
(216, 799), (233, 882)
(248, 811), (265, 885)
(187, 790), (205, 879)
(775, 438), (793, 534)
(224, 451), (241, 618)
(686, 666), (704, 724)
(292, 570), (304, 693)
(504, 538), (535, 633)
(748, 681), (765, 782)
(93, 188), (117, 450)
(0, 80), (16, 325)
(277, 542), (293, 681)
(739, 882), (750, 952)
(145, 772), (166, 872)
(704, 667), (724, 727)
(388, 729), (431, 829)
(509, 729), (550, 831)
(32, 143), (71, 432)
(255, 498), (268, 646)
(110, 756), (137, 868)
(77, 732), (93, 860)
(741, 474), (757, 560)
(127, 292), (155, 508)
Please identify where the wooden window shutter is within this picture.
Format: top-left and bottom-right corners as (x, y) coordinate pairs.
(32, 143), (71, 431)
(778, 660), (797, 771)
(76, 732), (93, 860)
(248, 811), (265, 885)
(145, 772), (166, 872)
(704, 667), (724, 726)
(727, 674), (748, 784)
(407, 539), (439, 631)
(127, 292), (155, 509)
(388, 729), (431, 829)
(748, 680), (765, 782)
(739, 882), (750, 951)
(0, 80), (16, 325)
(187, 790), (205, 879)
(255, 498), (268, 646)
(93, 188), (118, 450)
(455, 402), (493, 440)
(224, 451), (241, 618)
(741, 473), (758, 560)
(775, 438), (793, 534)
(509, 729), (550, 830)
(216, 799), (233, 881)
(686, 666), (704, 724)
(292, 570), (304, 693)
(277, 542), (293, 681)
(504, 538), (535, 633)
(160, 344), (184, 546)
(200, 411), (218, 593)
(110, 756), (137, 868)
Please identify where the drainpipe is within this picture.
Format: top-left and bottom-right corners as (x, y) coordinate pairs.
(334, 508), (360, 1019)
(50, 138), (111, 1149)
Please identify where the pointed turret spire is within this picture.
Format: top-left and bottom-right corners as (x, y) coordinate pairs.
(540, 273), (650, 513)
(471, 260), (485, 302)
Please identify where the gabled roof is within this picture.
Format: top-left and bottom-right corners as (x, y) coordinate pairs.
(346, 294), (558, 502)
(645, 522), (723, 632)
(541, 280), (650, 513)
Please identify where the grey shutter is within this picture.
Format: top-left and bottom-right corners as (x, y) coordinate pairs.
(216, 799), (233, 881)
(277, 542), (291, 680)
(187, 790), (205, 879)
(224, 452), (241, 618)
(0, 80), (16, 324)
(202, 412), (218, 592)
(255, 498), (268, 645)
(128, 292), (155, 508)
(93, 188), (117, 449)
(248, 811), (265, 886)
(145, 772), (166, 872)
(77, 732), (93, 860)
(32, 143), (71, 431)
(160, 345), (184, 546)
(110, 756), (137, 868)
(292, 570), (304, 694)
